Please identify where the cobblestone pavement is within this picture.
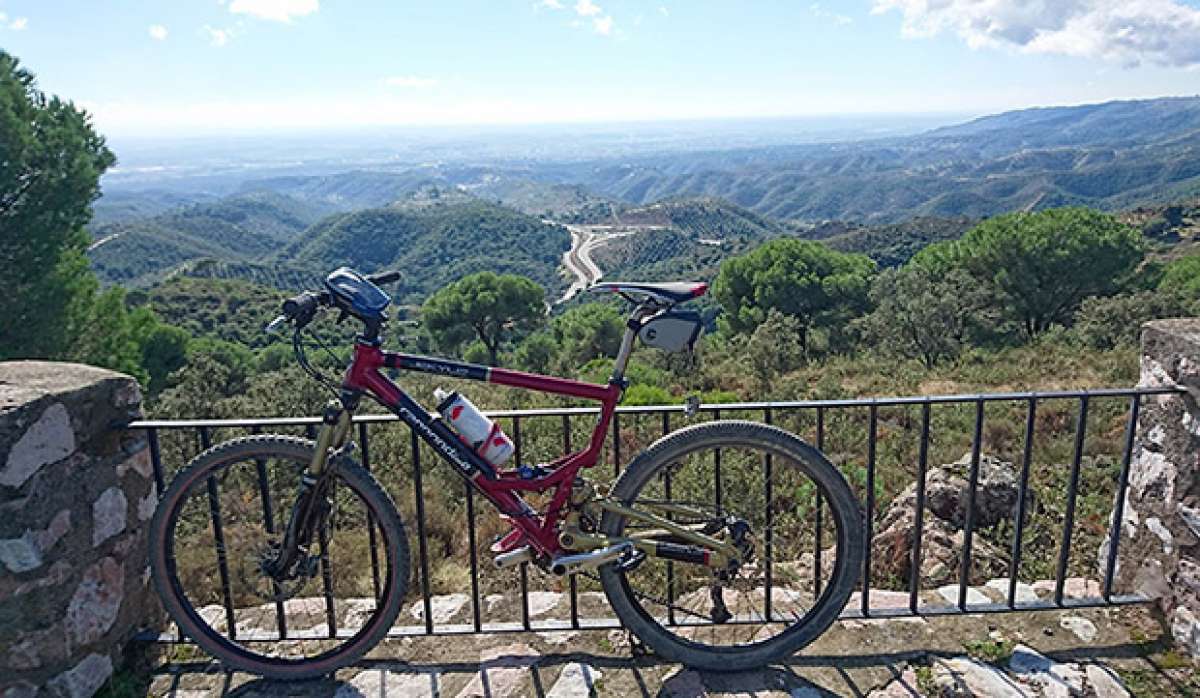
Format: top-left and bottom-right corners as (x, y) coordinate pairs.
(143, 602), (1191, 697)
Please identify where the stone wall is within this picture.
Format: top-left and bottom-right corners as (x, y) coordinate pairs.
(0, 362), (158, 698)
(1111, 319), (1200, 658)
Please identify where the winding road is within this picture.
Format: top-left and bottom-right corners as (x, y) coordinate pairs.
(556, 223), (662, 304)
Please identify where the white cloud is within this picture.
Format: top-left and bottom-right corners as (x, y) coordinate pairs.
(383, 75), (438, 88)
(228, 0), (318, 23)
(873, 0), (1200, 67)
(148, 24), (169, 41)
(811, 3), (851, 26)
(203, 25), (233, 47)
(9, 16), (27, 31)
(541, 0), (564, 9)
(575, 0), (601, 17)
(659, 6), (669, 17)
(593, 15), (614, 35)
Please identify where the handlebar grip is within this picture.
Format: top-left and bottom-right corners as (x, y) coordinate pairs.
(282, 292), (320, 319)
(367, 270), (402, 285)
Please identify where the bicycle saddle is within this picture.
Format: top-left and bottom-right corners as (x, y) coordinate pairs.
(588, 281), (708, 305)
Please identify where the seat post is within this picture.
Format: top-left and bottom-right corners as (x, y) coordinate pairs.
(610, 303), (658, 384)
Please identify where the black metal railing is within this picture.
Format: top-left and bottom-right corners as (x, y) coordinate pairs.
(130, 385), (1182, 642)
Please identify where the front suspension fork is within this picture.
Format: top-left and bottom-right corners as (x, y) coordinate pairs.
(268, 399), (355, 577)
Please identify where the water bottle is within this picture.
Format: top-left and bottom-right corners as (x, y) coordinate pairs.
(434, 388), (515, 467)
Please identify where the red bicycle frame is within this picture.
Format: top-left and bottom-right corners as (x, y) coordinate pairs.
(342, 340), (622, 558)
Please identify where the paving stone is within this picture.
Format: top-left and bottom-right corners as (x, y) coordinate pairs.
(527, 591), (562, 617)
(410, 593), (469, 624)
(537, 630), (581, 645)
(454, 643), (538, 698)
(335, 667), (440, 697)
(545, 663), (602, 698)
(1031, 578), (1101, 599)
(1058, 615), (1098, 643)
(935, 584), (990, 606)
(931, 656), (1029, 697)
(1008, 645), (1084, 697)
(866, 666), (922, 697)
(1085, 664), (1131, 698)
(985, 578), (1039, 605)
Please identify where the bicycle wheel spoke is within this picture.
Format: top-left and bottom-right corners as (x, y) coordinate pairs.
(154, 437), (406, 675)
(600, 423), (856, 664)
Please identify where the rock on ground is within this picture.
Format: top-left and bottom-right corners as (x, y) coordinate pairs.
(931, 656), (1029, 697)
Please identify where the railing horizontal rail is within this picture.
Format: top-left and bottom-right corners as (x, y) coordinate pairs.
(126, 386), (1184, 429)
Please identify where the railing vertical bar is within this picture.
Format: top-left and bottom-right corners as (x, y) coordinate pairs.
(357, 423), (383, 602)
(1105, 396), (1140, 601)
(660, 411), (676, 626)
(317, 522), (338, 638)
(250, 425), (288, 639)
(713, 409), (722, 510)
(199, 427), (237, 640)
(466, 484), (482, 632)
(612, 412), (621, 477)
(958, 401), (985, 611)
(1008, 399), (1037, 609)
(514, 416), (531, 631)
(764, 407), (774, 621)
(862, 404), (877, 617)
(410, 428), (433, 634)
(814, 407), (825, 598)
(147, 427), (165, 494)
(909, 402), (930, 615)
(564, 414), (579, 629)
(1055, 396), (1089, 607)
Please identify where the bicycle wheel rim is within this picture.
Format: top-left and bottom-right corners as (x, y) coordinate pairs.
(606, 435), (853, 654)
(155, 444), (400, 673)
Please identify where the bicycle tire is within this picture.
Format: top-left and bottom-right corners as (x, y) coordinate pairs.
(149, 435), (410, 680)
(597, 420), (863, 671)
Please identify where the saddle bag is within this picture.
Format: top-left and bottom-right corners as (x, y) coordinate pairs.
(639, 309), (703, 353)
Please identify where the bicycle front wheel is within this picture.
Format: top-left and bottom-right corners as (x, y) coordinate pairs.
(598, 420), (862, 671)
(149, 435), (410, 680)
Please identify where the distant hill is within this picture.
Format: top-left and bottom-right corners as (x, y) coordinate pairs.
(280, 199), (571, 302)
(587, 198), (791, 283)
(812, 217), (975, 267)
(553, 96), (1200, 223)
(89, 191), (330, 287)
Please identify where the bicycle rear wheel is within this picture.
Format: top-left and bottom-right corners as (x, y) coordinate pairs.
(149, 435), (409, 680)
(598, 420), (862, 671)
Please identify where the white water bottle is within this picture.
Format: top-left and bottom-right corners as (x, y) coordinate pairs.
(434, 388), (515, 467)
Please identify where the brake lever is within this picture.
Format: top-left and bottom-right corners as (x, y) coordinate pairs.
(265, 315), (289, 334)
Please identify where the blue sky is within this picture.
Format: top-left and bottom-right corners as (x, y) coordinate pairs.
(3, 0), (1200, 136)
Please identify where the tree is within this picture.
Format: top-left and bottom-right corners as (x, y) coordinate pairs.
(854, 266), (995, 367)
(915, 208), (1143, 338)
(745, 309), (807, 389)
(0, 51), (115, 359)
(1158, 254), (1200, 297)
(550, 303), (624, 368)
(1071, 289), (1194, 350)
(421, 272), (545, 366)
(713, 238), (875, 353)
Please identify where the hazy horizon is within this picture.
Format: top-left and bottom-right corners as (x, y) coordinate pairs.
(7, 1), (1200, 138)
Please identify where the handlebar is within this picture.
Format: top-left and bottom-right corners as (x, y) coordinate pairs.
(266, 269), (402, 333)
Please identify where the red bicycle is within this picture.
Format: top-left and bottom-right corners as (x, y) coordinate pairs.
(149, 267), (862, 679)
